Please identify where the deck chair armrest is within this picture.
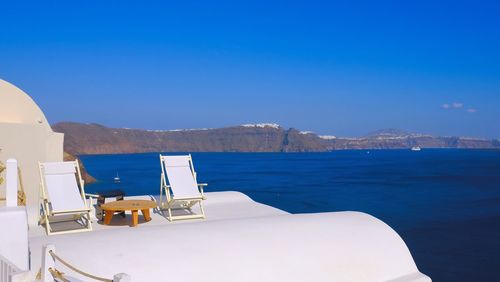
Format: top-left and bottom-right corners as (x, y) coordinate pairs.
(197, 183), (207, 199)
(161, 184), (172, 194)
(160, 182), (171, 188)
(85, 193), (99, 206)
(51, 208), (92, 215)
(174, 196), (204, 201)
(160, 184), (171, 196)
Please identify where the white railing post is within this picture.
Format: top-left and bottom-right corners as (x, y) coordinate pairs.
(41, 244), (56, 282)
(10, 271), (31, 282)
(5, 159), (18, 207)
(0, 254), (30, 282)
(1, 254), (20, 282)
(113, 273), (131, 282)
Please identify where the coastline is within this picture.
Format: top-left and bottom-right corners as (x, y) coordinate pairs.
(53, 122), (500, 156)
(75, 147), (500, 157)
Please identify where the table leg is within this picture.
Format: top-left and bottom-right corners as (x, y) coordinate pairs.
(116, 195), (126, 218)
(132, 210), (138, 227)
(142, 209), (151, 222)
(104, 210), (113, 225)
(97, 196), (105, 220)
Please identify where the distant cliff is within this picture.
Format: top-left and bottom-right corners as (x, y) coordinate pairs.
(53, 122), (329, 154)
(327, 129), (500, 150)
(52, 123), (500, 155)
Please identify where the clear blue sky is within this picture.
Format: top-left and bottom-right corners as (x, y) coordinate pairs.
(1, 1), (499, 138)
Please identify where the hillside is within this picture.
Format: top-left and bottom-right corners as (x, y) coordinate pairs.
(52, 122), (500, 155)
(52, 122), (329, 155)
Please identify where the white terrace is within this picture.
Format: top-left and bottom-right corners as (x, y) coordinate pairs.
(0, 79), (431, 282)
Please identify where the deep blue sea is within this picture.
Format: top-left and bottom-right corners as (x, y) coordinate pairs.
(80, 149), (500, 281)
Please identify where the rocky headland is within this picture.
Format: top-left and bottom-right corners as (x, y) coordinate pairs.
(52, 122), (500, 155)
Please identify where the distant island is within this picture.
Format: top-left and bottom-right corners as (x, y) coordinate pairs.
(52, 122), (500, 155)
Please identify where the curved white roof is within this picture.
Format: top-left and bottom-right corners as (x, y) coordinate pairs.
(29, 192), (430, 282)
(0, 79), (50, 129)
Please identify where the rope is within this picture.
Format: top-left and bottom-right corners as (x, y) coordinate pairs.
(17, 167), (26, 206)
(35, 268), (41, 280)
(49, 251), (113, 282)
(48, 268), (70, 282)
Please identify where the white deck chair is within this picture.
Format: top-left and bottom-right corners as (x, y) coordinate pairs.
(38, 160), (92, 235)
(159, 154), (207, 221)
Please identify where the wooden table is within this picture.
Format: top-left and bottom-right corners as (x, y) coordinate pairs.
(101, 200), (157, 227)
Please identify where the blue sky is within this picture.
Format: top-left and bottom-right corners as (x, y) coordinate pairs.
(1, 1), (499, 138)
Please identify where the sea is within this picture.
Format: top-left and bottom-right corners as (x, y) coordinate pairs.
(80, 149), (500, 281)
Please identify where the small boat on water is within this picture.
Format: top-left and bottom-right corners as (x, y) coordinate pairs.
(411, 146), (421, 151)
(114, 172), (121, 183)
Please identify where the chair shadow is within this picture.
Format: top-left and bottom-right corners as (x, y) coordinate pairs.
(42, 216), (91, 233)
(149, 194), (201, 220)
(97, 213), (151, 227)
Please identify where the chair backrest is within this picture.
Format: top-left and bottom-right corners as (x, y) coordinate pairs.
(161, 155), (201, 199)
(40, 161), (87, 212)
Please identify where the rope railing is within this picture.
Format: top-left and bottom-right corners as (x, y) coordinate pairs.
(48, 250), (113, 282)
(17, 167), (26, 206)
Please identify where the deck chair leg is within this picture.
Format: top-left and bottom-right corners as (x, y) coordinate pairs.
(199, 200), (206, 219)
(41, 201), (52, 235)
(161, 187), (167, 209)
(167, 206), (173, 222)
(159, 176), (164, 207)
(82, 212), (92, 231)
(44, 214), (52, 235)
(87, 213), (93, 231)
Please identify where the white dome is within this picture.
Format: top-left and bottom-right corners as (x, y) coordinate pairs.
(0, 79), (50, 129)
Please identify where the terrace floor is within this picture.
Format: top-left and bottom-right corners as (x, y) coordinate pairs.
(29, 191), (288, 237)
(28, 191), (290, 280)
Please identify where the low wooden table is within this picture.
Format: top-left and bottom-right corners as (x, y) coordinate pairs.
(101, 200), (157, 227)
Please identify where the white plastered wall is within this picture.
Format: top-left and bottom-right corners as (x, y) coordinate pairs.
(0, 79), (64, 225)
